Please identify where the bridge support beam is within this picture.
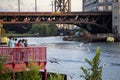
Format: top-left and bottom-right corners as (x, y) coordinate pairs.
(112, 2), (120, 36)
(54, 0), (71, 12)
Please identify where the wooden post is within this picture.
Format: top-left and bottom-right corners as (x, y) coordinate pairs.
(12, 72), (15, 80)
(44, 69), (47, 80)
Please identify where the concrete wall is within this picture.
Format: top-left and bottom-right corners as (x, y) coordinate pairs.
(112, 2), (120, 35)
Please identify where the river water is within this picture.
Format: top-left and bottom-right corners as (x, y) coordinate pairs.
(18, 36), (120, 80)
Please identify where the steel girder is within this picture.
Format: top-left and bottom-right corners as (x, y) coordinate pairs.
(54, 0), (71, 12)
(0, 12), (112, 34)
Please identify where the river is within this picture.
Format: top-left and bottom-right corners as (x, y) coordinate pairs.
(18, 36), (120, 80)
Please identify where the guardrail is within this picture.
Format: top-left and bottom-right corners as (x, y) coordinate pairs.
(0, 46), (47, 72)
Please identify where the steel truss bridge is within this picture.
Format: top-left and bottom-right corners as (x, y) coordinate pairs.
(0, 11), (112, 34)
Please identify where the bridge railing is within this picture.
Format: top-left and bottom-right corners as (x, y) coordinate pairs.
(0, 46), (47, 71)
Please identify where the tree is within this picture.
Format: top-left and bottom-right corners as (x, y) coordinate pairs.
(49, 24), (58, 35)
(28, 23), (58, 36)
(28, 24), (40, 34)
(42, 24), (51, 36)
(80, 47), (102, 80)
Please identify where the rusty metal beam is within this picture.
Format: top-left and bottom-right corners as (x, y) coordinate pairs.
(0, 11), (112, 16)
(54, 0), (71, 12)
(0, 11), (112, 33)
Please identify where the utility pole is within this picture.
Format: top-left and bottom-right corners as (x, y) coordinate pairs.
(51, 0), (54, 12)
(35, 0), (37, 12)
(18, 0), (20, 12)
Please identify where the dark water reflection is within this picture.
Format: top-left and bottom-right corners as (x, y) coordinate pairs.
(18, 37), (120, 80)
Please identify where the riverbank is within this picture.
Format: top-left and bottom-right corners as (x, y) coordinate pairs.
(63, 34), (120, 42)
(63, 36), (106, 42)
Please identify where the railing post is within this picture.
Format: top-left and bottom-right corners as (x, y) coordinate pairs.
(44, 69), (47, 80)
(12, 72), (15, 80)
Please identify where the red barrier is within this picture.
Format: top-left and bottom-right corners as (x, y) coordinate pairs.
(0, 46), (47, 72)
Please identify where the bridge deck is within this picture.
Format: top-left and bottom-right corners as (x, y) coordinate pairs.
(0, 11), (112, 16)
(0, 11), (112, 34)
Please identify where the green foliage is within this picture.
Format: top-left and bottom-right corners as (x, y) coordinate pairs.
(28, 23), (58, 36)
(16, 61), (42, 80)
(28, 24), (39, 34)
(80, 47), (102, 80)
(49, 73), (65, 80)
(74, 28), (84, 32)
(49, 24), (58, 35)
(0, 54), (42, 80)
(0, 54), (12, 80)
(43, 24), (51, 36)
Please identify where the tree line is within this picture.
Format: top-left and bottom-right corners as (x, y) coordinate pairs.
(28, 23), (58, 36)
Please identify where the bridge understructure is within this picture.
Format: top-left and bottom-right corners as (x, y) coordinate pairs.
(0, 11), (112, 34)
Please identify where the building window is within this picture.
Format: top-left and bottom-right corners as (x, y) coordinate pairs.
(108, 5), (112, 10)
(85, 0), (89, 3)
(115, 16), (117, 19)
(108, 0), (113, 2)
(98, 6), (105, 11)
(98, 0), (104, 2)
(113, 0), (118, 2)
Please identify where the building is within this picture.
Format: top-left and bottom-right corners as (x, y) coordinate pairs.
(112, 0), (120, 35)
(82, 0), (119, 12)
(82, 0), (120, 35)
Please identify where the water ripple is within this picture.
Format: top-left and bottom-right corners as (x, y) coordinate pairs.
(48, 57), (86, 63)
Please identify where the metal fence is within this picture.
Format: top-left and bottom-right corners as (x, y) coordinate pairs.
(0, 46), (47, 71)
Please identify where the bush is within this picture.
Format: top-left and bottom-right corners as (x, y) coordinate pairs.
(48, 73), (65, 80)
(0, 54), (12, 80)
(16, 61), (42, 80)
(80, 47), (102, 80)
